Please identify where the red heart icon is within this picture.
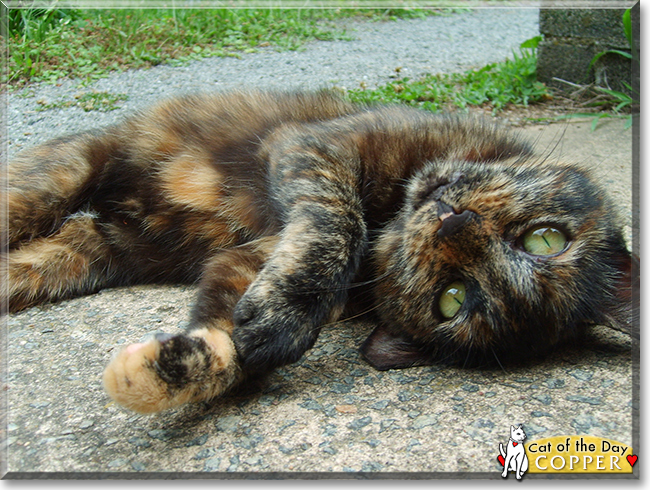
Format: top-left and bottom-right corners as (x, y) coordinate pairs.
(497, 455), (505, 466)
(627, 455), (638, 467)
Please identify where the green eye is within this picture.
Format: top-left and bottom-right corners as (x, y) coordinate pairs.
(522, 226), (568, 256)
(439, 281), (466, 319)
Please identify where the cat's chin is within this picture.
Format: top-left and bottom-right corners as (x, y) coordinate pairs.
(359, 322), (575, 371)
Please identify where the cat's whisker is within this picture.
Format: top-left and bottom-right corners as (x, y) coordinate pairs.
(490, 346), (508, 373)
(532, 123), (570, 167)
(461, 347), (474, 369)
(319, 297), (393, 330)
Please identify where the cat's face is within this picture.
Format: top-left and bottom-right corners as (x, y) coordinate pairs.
(511, 425), (526, 442)
(363, 156), (635, 369)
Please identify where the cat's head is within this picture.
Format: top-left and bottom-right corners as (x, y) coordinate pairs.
(363, 152), (637, 370)
(511, 425), (526, 442)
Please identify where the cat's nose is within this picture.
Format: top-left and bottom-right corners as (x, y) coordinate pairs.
(436, 203), (477, 238)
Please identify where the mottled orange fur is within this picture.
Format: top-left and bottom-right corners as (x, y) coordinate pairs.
(3, 91), (636, 413)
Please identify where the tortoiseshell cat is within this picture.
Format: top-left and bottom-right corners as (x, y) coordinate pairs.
(2, 91), (636, 413)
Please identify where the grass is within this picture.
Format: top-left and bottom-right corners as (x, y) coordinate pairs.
(347, 36), (552, 114)
(558, 7), (637, 130)
(4, 9), (347, 86)
(35, 90), (129, 112)
(4, 6), (633, 126)
(551, 81), (635, 131)
(2, 7), (456, 87)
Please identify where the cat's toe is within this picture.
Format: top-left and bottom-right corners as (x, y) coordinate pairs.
(103, 329), (240, 413)
(233, 291), (321, 371)
(103, 338), (177, 414)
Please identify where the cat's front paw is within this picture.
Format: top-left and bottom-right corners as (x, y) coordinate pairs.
(232, 293), (321, 372)
(103, 329), (239, 413)
(232, 275), (330, 371)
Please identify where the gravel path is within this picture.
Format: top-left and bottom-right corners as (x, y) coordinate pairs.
(6, 7), (539, 156)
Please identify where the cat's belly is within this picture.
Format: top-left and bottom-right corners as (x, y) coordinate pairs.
(94, 201), (270, 284)
(88, 143), (277, 283)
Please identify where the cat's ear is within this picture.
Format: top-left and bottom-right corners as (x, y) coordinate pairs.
(604, 251), (640, 340)
(360, 326), (431, 371)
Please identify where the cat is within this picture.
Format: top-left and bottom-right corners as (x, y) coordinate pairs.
(499, 425), (529, 479)
(1, 90), (637, 414)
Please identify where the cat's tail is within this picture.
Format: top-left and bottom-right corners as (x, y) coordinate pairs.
(2, 129), (120, 249)
(499, 443), (506, 458)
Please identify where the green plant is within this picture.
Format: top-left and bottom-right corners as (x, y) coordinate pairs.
(3, 7), (457, 87)
(4, 8), (348, 86)
(560, 7), (636, 130)
(555, 83), (634, 131)
(7, 7), (79, 43)
(347, 36), (550, 114)
(588, 8), (634, 70)
(36, 91), (129, 112)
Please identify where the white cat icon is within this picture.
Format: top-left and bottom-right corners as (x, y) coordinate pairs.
(498, 424), (529, 479)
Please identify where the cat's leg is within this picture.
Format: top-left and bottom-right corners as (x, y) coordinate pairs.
(103, 237), (277, 413)
(513, 454), (520, 479)
(515, 454), (524, 479)
(2, 131), (117, 248)
(231, 135), (367, 372)
(521, 452), (529, 476)
(502, 452), (513, 478)
(2, 211), (118, 313)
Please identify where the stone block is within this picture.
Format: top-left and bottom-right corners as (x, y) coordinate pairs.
(537, 4), (634, 94)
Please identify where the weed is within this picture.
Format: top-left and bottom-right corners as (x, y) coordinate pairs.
(3, 7), (453, 87)
(588, 8), (634, 71)
(4, 9), (349, 86)
(347, 36), (550, 114)
(36, 91), (129, 112)
(555, 7), (636, 130)
(553, 83), (634, 131)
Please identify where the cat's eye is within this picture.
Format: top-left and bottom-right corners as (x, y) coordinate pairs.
(522, 226), (568, 256)
(439, 281), (466, 319)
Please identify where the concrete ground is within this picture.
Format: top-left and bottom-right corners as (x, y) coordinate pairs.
(2, 116), (636, 479)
